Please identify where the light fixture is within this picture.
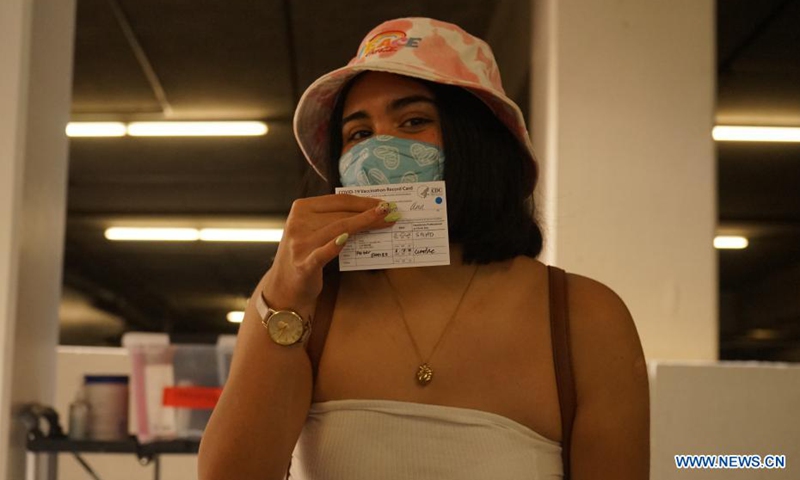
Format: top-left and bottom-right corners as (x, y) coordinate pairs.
(104, 227), (284, 242)
(128, 121), (267, 137)
(227, 311), (245, 323)
(714, 235), (749, 250)
(65, 122), (126, 137)
(712, 126), (800, 142)
(104, 227), (200, 241)
(199, 228), (283, 242)
(66, 121), (268, 137)
(747, 328), (778, 341)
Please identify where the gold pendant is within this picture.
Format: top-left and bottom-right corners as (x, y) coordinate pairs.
(416, 363), (433, 386)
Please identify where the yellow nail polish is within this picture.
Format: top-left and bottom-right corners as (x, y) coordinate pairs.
(388, 202), (398, 211)
(376, 202), (390, 214)
(384, 211), (402, 222)
(335, 233), (349, 246)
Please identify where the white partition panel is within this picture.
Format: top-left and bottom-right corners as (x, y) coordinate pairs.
(649, 361), (800, 479)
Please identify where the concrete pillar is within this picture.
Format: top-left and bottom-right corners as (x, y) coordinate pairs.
(0, 0), (75, 477)
(531, 0), (717, 361)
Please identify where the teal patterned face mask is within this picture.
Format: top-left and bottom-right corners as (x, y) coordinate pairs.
(339, 135), (445, 186)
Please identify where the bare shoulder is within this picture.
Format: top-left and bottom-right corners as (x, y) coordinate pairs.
(563, 273), (648, 403)
(564, 272), (650, 478)
(565, 272), (632, 324)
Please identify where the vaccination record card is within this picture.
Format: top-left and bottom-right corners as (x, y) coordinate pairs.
(335, 181), (450, 271)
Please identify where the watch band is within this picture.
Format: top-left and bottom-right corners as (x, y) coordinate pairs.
(255, 290), (273, 320)
(254, 291), (311, 346)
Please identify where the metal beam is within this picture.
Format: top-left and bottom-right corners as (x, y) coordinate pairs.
(106, 0), (173, 116)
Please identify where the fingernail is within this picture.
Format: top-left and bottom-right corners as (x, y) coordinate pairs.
(334, 233), (349, 246)
(384, 211), (402, 222)
(388, 202), (398, 211)
(375, 202), (390, 215)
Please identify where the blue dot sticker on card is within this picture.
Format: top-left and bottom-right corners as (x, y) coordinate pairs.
(435, 197), (442, 204)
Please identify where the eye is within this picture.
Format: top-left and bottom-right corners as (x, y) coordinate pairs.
(346, 129), (372, 142)
(401, 117), (432, 128)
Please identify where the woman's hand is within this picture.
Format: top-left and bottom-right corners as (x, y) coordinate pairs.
(201, 195), (396, 480)
(261, 194), (397, 312)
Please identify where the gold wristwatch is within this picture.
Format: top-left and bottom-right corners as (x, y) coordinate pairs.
(254, 291), (311, 346)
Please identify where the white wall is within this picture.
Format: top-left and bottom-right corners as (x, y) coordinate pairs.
(649, 361), (800, 480)
(0, 0), (30, 471)
(531, 0), (717, 361)
(0, 0), (76, 479)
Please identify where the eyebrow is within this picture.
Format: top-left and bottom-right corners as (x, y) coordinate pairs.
(341, 95), (436, 127)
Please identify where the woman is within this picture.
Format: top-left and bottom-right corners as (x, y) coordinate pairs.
(199, 17), (649, 480)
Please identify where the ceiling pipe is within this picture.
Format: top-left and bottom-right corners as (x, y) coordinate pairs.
(106, 0), (174, 116)
(281, 0), (311, 180)
(718, 0), (794, 74)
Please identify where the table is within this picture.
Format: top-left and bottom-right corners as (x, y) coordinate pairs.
(26, 436), (200, 480)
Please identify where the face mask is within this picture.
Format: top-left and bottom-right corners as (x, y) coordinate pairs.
(339, 135), (445, 187)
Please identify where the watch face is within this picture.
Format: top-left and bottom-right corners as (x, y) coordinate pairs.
(267, 311), (305, 346)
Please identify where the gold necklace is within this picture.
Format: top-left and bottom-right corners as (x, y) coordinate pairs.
(383, 265), (479, 386)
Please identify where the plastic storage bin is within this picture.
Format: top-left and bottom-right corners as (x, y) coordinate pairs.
(123, 333), (235, 442)
(216, 335), (237, 386)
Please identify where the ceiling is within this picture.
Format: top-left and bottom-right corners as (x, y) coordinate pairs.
(61, 0), (800, 358)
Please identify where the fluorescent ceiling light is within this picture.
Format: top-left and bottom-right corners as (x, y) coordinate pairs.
(713, 126), (800, 142)
(127, 121), (268, 137)
(714, 235), (748, 250)
(199, 228), (283, 242)
(104, 227), (283, 242)
(66, 122), (126, 137)
(105, 227), (200, 241)
(66, 121), (268, 137)
(227, 311), (245, 323)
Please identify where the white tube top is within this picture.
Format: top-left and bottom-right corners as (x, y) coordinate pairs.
(288, 399), (563, 479)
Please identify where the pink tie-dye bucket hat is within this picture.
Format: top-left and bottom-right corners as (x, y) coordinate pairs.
(293, 17), (535, 180)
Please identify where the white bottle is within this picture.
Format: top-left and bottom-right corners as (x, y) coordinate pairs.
(85, 375), (129, 440)
(68, 387), (91, 440)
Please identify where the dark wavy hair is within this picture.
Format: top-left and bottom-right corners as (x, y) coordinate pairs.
(304, 73), (544, 264)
